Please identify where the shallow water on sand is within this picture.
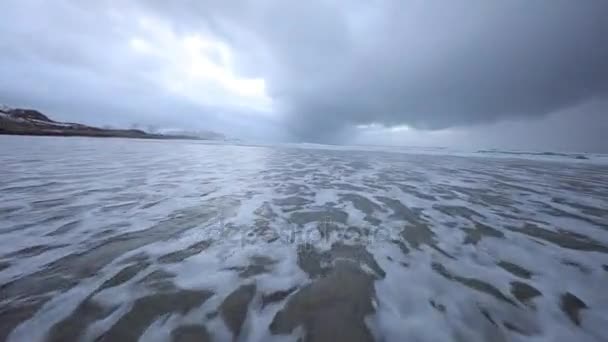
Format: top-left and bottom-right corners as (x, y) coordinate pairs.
(1, 136), (607, 342)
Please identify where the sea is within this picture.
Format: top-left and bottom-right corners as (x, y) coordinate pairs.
(1, 136), (607, 342)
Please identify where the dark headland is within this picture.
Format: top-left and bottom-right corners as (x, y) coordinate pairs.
(0, 106), (207, 140)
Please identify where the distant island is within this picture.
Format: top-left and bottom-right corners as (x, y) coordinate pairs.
(0, 105), (220, 140)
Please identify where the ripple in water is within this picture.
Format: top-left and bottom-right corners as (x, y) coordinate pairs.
(1, 136), (607, 342)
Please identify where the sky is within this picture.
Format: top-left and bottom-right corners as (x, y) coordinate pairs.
(1, 0), (607, 152)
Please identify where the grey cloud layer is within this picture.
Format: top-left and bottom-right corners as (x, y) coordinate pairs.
(1, 0), (607, 146)
(0, 0), (280, 140)
(177, 0), (608, 140)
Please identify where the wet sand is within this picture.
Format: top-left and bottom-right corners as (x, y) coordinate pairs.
(1, 136), (607, 341)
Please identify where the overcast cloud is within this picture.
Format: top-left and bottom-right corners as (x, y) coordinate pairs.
(1, 0), (607, 151)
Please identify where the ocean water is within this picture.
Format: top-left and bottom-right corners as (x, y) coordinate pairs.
(0, 136), (607, 342)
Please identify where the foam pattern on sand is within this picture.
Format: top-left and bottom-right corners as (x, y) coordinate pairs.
(1, 136), (607, 342)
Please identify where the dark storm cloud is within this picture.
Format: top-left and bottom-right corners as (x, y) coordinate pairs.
(141, 0), (608, 141)
(260, 1), (606, 140)
(1, 0), (607, 145)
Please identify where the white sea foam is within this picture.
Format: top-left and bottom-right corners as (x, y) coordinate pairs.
(0, 136), (607, 342)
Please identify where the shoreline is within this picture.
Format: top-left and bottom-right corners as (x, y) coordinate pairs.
(0, 129), (202, 140)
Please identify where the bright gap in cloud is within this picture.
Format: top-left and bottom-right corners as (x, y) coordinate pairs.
(354, 122), (463, 147)
(181, 35), (267, 98)
(356, 123), (411, 132)
(128, 16), (272, 113)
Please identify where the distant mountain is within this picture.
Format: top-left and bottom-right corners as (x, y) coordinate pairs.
(0, 105), (220, 141)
